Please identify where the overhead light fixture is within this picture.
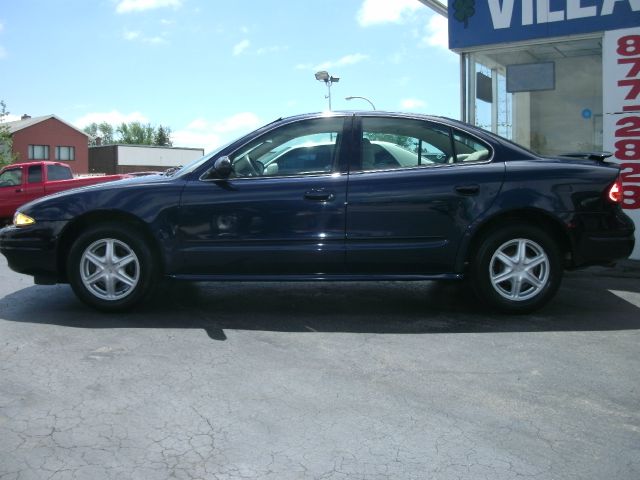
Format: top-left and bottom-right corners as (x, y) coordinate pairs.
(314, 71), (340, 111)
(315, 71), (329, 82)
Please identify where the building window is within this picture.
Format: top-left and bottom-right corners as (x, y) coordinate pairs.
(28, 145), (49, 160)
(463, 36), (603, 155)
(56, 146), (75, 161)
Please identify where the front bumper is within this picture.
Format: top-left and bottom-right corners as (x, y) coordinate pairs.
(0, 222), (66, 282)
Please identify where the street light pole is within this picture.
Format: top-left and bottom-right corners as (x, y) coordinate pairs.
(345, 96), (376, 110)
(315, 71), (340, 111)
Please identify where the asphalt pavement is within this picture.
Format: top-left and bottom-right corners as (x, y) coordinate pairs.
(1, 256), (639, 480)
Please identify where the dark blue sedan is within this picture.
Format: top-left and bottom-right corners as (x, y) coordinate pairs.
(0, 112), (635, 313)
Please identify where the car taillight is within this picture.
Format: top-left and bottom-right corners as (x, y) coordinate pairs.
(607, 177), (623, 204)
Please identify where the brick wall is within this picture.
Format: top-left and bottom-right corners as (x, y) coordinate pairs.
(12, 118), (89, 174)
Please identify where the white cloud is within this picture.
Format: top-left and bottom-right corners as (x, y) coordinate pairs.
(400, 98), (426, 110)
(297, 53), (369, 72)
(1, 113), (20, 123)
(173, 112), (262, 152)
(256, 45), (288, 55)
(422, 14), (449, 50)
(315, 53), (369, 71)
(123, 30), (167, 45)
(186, 118), (208, 130)
(172, 129), (222, 153)
(0, 23), (5, 59)
(74, 110), (150, 129)
(123, 31), (141, 41)
(116, 0), (182, 14)
(211, 112), (261, 133)
(144, 36), (166, 45)
(357, 0), (422, 27)
(233, 39), (250, 56)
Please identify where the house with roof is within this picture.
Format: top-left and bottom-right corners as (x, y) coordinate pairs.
(2, 115), (91, 173)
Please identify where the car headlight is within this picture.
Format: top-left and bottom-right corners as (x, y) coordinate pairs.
(13, 211), (36, 227)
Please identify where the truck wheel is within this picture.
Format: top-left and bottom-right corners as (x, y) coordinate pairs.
(67, 223), (158, 312)
(470, 224), (562, 314)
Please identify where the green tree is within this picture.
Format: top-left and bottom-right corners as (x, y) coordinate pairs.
(0, 101), (19, 167)
(154, 125), (172, 146)
(84, 120), (173, 146)
(84, 122), (117, 146)
(117, 122), (156, 145)
(83, 122), (98, 139)
(98, 122), (115, 144)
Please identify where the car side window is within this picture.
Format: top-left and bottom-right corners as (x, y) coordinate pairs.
(0, 168), (22, 187)
(359, 117), (453, 171)
(229, 117), (344, 178)
(452, 130), (491, 162)
(28, 165), (43, 183)
(47, 164), (73, 181)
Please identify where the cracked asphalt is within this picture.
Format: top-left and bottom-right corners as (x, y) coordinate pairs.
(1, 255), (639, 480)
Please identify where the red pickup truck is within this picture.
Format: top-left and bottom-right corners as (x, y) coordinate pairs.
(0, 161), (129, 223)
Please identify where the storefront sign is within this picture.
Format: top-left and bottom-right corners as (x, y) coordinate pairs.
(450, 0), (640, 50)
(604, 27), (640, 258)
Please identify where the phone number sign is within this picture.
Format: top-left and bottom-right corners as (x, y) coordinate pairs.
(604, 27), (640, 258)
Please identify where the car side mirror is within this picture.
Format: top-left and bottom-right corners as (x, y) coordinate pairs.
(212, 156), (233, 178)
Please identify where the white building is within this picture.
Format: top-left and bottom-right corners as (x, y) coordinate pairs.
(89, 144), (204, 174)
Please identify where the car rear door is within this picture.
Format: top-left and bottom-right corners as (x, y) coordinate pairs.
(345, 116), (505, 274)
(177, 115), (352, 276)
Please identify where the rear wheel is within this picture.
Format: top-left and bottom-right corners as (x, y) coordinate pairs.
(471, 224), (562, 313)
(67, 223), (158, 311)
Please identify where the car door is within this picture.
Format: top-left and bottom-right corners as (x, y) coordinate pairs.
(177, 116), (351, 276)
(0, 165), (44, 219)
(345, 116), (505, 274)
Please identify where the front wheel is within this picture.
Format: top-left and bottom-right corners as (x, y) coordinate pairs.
(471, 224), (563, 314)
(67, 223), (158, 312)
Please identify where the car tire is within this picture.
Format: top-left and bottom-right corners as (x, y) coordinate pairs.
(67, 223), (158, 312)
(470, 223), (562, 314)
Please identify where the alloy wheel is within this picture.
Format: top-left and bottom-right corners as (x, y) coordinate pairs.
(79, 238), (140, 301)
(489, 238), (550, 302)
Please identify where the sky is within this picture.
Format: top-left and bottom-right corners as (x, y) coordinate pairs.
(0, 0), (458, 152)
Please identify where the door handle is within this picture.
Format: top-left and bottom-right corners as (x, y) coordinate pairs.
(15, 188), (24, 193)
(454, 184), (479, 196)
(304, 189), (335, 202)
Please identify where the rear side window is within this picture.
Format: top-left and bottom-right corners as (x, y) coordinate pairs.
(28, 165), (43, 183)
(47, 164), (73, 181)
(452, 130), (491, 162)
(359, 117), (453, 171)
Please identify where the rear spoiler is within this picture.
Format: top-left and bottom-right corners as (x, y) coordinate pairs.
(560, 152), (613, 162)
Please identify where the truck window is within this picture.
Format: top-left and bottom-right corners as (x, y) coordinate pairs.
(47, 164), (73, 181)
(0, 168), (22, 187)
(28, 165), (43, 183)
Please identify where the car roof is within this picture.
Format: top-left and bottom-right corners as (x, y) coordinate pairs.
(267, 111), (497, 142)
(271, 110), (463, 126)
(0, 161), (70, 170)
